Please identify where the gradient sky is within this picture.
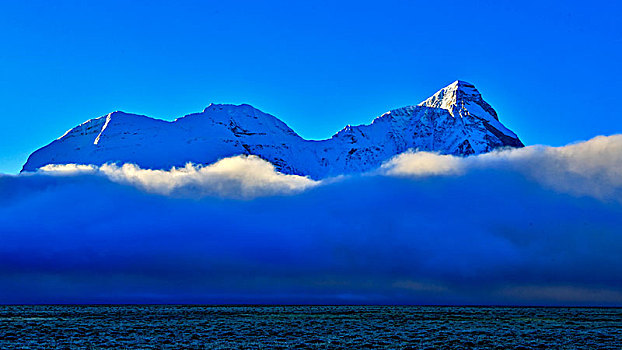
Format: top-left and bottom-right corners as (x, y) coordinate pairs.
(1, 0), (621, 173)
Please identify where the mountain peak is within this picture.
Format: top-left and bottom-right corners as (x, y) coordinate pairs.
(419, 80), (478, 111)
(203, 103), (258, 113)
(418, 80), (500, 122)
(22, 81), (523, 177)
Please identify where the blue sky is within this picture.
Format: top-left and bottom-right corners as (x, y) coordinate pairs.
(0, 0), (620, 173)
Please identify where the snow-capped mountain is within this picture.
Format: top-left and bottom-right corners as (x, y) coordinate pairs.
(22, 80), (523, 179)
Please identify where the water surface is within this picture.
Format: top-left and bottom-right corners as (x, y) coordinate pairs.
(0, 305), (620, 349)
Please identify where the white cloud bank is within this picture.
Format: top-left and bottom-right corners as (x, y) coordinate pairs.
(33, 134), (622, 201)
(38, 155), (319, 199)
(381, 134), (622, 201)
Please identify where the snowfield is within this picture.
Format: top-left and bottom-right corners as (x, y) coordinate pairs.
(22, 81), (523, 179)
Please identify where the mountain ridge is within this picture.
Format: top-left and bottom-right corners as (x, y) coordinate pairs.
(22, 80), (524, 179)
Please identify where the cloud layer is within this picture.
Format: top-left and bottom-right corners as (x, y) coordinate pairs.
(382, 134), (622, 202)
(1, 135), (622, 305)
(38, 155), (318, 199)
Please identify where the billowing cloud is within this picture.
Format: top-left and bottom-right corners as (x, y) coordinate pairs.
(382, 134), (622, 201)
(380, 151), (466, 176)
(1, 135), (621, 305)
(38, 155), (319, 199)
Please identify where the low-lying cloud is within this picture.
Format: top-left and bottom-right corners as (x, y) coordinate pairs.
(382, 134), (622, 202)
(1, 135), (621, 305)
(38, 155), (319, 199)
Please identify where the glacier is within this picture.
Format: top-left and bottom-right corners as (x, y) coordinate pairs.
(22, 80), (523, 179)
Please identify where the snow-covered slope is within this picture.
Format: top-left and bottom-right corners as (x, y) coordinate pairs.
(22, 81), (523, 179)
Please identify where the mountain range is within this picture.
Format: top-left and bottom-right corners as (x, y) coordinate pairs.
(22, 80), (523, 179)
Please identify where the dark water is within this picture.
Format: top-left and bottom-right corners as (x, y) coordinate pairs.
(0, 305), (620, 349)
